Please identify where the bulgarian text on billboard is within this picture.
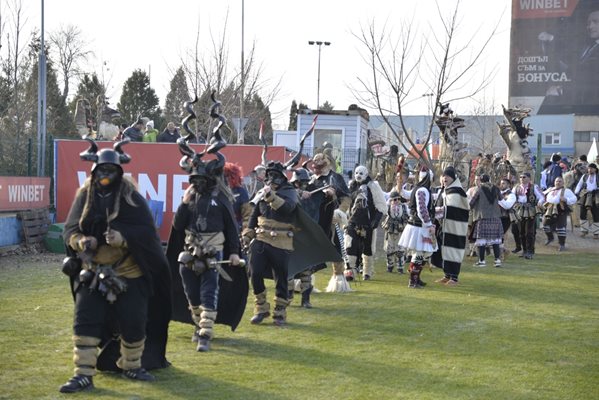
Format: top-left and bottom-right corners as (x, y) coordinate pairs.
(509, 0), (599, 115)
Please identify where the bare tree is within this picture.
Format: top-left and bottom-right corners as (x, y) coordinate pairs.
(351, 0), (502, 170)
(0, 0), (5, 52)
(174, 10), (281, 144)
(49, 24), (92, 102)
(467, 98), (503, 156)
(0, 0), (35, 175)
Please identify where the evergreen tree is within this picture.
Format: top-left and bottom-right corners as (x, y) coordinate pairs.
(0, 75), (11, 117)
(117, 69), (161, 126)
(288, 100), (298, 130)
(242, 93), (272, 145)
(0, 34), (35, 175)
(69, 73), (107, 121)
(26, 61), (75, 138)
(320, 101), (334, 112)
(288, 100), (308, 131)
(163, 66), (190, 128)
(25, 35), (73, 138)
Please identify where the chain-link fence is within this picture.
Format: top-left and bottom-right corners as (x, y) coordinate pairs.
(0, 135), (56, 206)
(0, 136), (54, 177)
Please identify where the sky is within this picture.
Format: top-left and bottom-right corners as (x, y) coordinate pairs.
(17, 0), (511, 129)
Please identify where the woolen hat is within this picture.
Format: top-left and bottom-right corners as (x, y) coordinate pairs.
(442, 166), (456, 180)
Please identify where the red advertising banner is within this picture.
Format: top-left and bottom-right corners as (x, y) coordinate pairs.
(509, 0), (599, 115)
(0, 176), (51, 211)
(55, 140), (298, 241)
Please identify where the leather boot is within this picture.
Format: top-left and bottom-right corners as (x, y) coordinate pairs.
(301, 287), (313, 309)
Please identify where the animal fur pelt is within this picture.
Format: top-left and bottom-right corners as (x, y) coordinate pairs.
(368, 180), (388, 216)
(431, 178), (469, 271)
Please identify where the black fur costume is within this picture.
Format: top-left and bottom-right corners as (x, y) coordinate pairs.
(63, 181), (172, 371)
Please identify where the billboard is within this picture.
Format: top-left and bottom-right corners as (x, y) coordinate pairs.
(0, 177), (51, 211)
(55, 140), (298, 241)
(509, 0), (599, 115)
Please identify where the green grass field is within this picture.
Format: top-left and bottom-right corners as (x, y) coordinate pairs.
(0, 250), (598, 400)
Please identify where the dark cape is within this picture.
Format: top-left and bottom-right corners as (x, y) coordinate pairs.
(63, 187), (172, 371)
(165, 190), (249, 331)
(310, 171), (350, 272)
(254, 206), (343, 280)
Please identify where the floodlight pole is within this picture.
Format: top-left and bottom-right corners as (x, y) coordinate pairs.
(308, 40), (331, 109)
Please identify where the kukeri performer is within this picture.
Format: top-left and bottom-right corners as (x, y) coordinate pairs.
(513, 172), (545, 259)
(469, 174), (504, 267)
(60, 140), (172, 393)
(398, 165), (439, 288)
(305, 152), (352, 292)
(166, 95), (248, 352)
(497, 177), (517, 259)
(288, 167), (325, 308)
(283, 117), (324, 308)
(382, 155), (409, 274)
(431, 166), (469, 286)
(382, 190), (407, 274)
(167, 146), (242, 352)
(243, 154), (343, 325)
(574, 163), (599, 238)
(543, 176), (577, 251)
(344, 165), (387, 280)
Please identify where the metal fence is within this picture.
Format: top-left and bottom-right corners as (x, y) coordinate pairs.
(0, 136), (54, 178)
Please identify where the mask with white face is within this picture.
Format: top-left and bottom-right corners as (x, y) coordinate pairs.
(354, 166), (369, 183)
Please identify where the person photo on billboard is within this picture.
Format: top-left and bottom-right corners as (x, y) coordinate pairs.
(537, 6), (599, 114)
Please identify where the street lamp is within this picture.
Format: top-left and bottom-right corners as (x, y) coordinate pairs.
(308, 40), (331, 109)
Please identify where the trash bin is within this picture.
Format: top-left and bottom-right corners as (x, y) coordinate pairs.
(44, 223), (65, 254)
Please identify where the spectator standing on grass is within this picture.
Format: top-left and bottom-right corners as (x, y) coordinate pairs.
(470, 174), (504, 267)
